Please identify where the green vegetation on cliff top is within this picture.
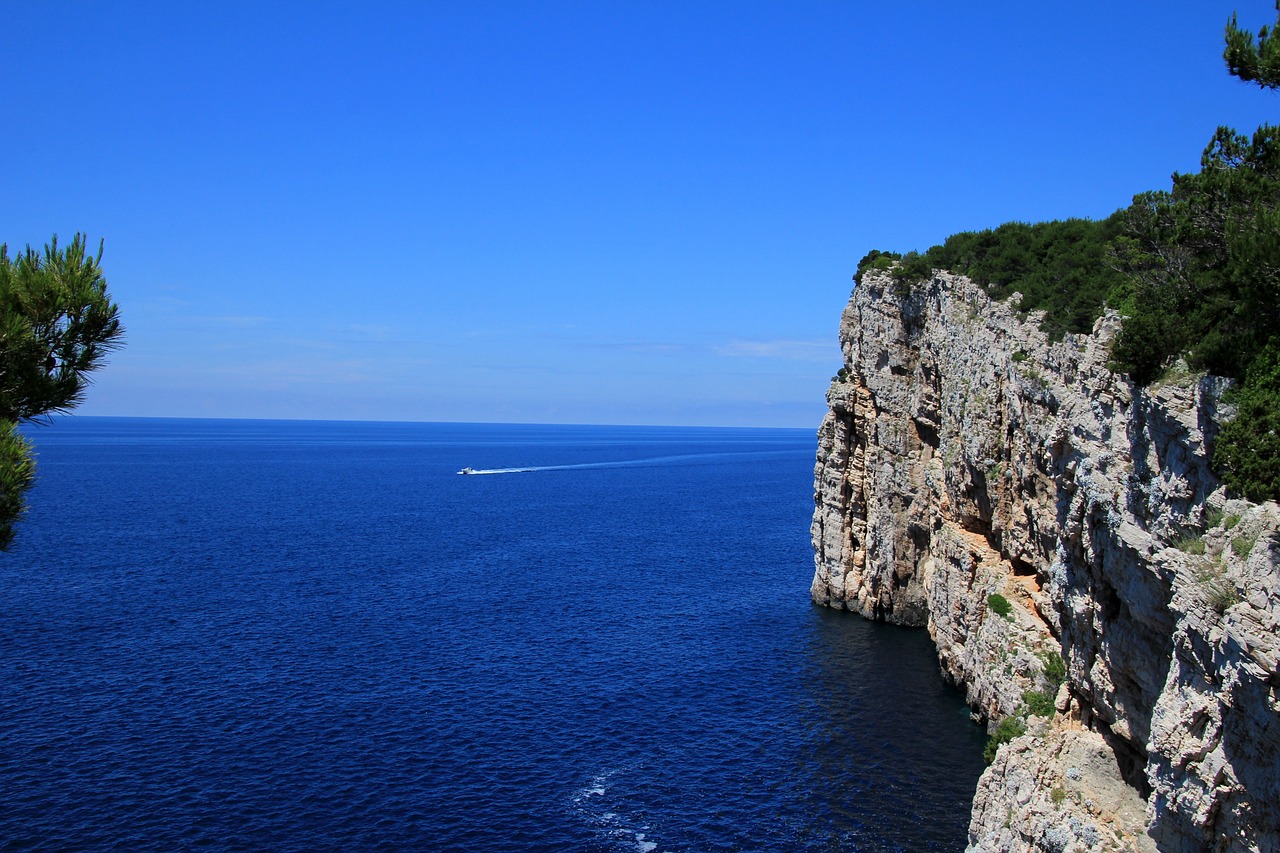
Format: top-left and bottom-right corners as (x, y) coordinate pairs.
(856, 5), (1280, 503)
(857, 215), (1128, 341)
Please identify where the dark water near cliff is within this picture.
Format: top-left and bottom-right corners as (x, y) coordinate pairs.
(2, 418), (985, 851)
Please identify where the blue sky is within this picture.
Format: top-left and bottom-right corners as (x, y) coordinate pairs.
(4, 1), (1276, 427)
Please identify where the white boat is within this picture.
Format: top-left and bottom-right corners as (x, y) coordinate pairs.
(457, 467), (476, 475)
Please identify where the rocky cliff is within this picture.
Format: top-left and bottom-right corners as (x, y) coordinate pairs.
(811, 270), (1280, 852)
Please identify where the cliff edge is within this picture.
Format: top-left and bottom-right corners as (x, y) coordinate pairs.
(811, 270), (1280, 852)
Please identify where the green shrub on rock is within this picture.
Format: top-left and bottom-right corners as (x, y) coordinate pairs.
(1215, 344), (1280, 502)
(1040, 650), (1067, 688)
(1174, 535), (1207, 555)
(983, 716), (1027, 764)
(1022, 689), (1056, 718)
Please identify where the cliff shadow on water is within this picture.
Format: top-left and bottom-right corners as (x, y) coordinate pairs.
(802, 605), (988, 850)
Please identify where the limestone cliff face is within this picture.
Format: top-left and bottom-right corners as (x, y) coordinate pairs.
(812, 270), (1280, 852)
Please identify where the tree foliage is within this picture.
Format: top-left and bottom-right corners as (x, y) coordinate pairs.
(1110, 124), (1280, 384)
(932, 216), (1127, 340)
(983, 715), (1026, 764)
(1214, 343), (1280, 501)
(0, 234), (123, 549)
(856, 216), (1127, 341)
(0, 423), (35, 551)
(0, 235), (124, 421)
(1225, 2), (1280, 89)
(854, 5), (1280, 501)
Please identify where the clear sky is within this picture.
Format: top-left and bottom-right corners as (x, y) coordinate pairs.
(3, 1), (1276, 427)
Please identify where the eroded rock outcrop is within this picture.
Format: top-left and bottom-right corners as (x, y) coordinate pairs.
(811, 270), (1280, 852)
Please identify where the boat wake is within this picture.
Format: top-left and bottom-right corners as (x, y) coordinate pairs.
(457, 449), (803, 476)
(570, 768), (664, 853)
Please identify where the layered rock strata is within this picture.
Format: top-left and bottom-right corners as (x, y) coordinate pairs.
(811, 270), (1280, 852)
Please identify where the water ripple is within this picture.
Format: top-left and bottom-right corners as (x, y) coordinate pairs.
(2, 419), (985, 851)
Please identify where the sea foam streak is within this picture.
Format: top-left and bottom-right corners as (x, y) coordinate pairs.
(460, 449), (804, 475)
(570, 768), (667, 853)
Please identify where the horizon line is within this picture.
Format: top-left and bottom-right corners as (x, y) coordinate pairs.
(23, 413), (818, 432)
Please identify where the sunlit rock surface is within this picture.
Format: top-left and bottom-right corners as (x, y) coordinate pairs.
(812, 270), (1279, 852)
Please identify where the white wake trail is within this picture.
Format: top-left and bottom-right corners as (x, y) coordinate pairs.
(459, 449), (804, 476)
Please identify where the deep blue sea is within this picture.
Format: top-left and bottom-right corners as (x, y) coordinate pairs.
(1, 418), (985, 852)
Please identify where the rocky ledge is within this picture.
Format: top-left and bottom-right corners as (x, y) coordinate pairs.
(811, 270), (1279, 852)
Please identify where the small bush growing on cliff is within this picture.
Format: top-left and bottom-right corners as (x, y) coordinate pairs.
(987, 593), (1013, 619)
(853, 249), (934, 294)
(1232, 530), (1260, 559)
(890, 251), (932, 293)
(1173, 534), (1207, 555)
(1214, 343), (1280, 502)
(1022, 689), (1056, 718)
(1204, 577), (1242, 613)
(983, 716), (1027, 764)
(1039, 650), (1067, 688)
(1193, 558), (1241, 614)
(853, 249), (900, 284)
(1025, 650), (1069, 718)
(1194, 558), (1226, 584)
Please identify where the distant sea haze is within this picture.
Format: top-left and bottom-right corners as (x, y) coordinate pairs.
(3, 418), (986, 851)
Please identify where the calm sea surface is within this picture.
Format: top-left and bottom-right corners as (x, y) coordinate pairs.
(2, 418), (985, 851)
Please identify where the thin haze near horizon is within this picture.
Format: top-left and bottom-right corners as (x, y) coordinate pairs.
(4, 1), (1276, 428)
